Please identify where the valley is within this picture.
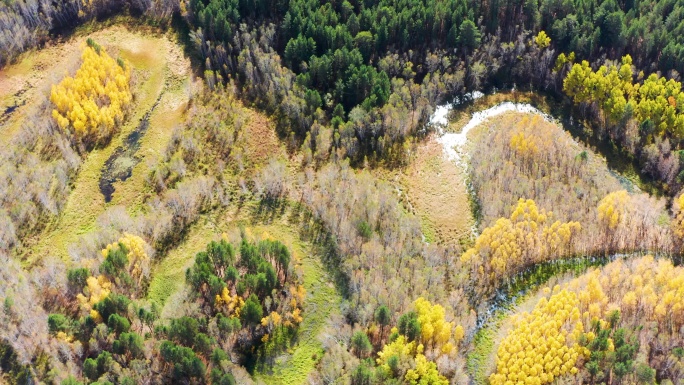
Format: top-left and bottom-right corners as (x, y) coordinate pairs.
(1, 2), (684, 384)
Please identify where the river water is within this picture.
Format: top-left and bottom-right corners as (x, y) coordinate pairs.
(429, 98), (661, 331)
(431, 99), (557, 165)
(429, 96), (667, 382)
(429, 97), (560, 240)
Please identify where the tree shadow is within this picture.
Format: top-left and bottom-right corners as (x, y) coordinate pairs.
(247, 198), (351, 300)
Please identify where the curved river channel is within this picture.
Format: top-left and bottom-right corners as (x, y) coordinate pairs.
(430, 97), (663, 382)
(431, 99), (556, 164)
(430, 98), (571, 320)
(429, 98), (655, 321)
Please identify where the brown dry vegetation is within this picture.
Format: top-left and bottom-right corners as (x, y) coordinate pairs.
(399, 138), (473, 247)
(469, 112), (672, 255)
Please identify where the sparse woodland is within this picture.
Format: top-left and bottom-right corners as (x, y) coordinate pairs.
(470, 113), (672, 256)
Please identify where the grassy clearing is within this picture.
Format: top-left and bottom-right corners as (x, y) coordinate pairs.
(402, 139), (474, 246)
(111, 72), (197, 213)
(252, 209), (341, 385)
(147, 214), (225, 309)
(18, 26), (195, 267)
(146, 201), (341, 385)
(371, 137), (474, 249)
(241, 109), (288, 170)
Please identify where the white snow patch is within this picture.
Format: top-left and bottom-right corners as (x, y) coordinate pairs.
(429, 91), (485, 127)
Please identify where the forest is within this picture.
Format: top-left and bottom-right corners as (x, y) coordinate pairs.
(1, 0), (684, 384)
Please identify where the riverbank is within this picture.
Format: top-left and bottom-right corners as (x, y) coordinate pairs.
(433, 90), (661, 196)
(427, 90), (676, 382)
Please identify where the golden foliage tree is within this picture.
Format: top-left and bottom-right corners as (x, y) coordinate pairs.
(50, 40), (132, 144)
(494, 256), (684, 383)
(510, 131), (539, 158)
(76, 275), (112, 322)
(413, 297), (460, 354)
(533, 30), (551, 49)
(102, 233), (150, 286)
(461, 199), (581, 293)
(490, 288), (584, 385)
(405, 354), (449, 385)
(672, 192), (684, 238)
(564, 55), (684, 139)
(215, 286), (244, 317)
(376, 297), (464, 384)
(597, 190), (629, 230)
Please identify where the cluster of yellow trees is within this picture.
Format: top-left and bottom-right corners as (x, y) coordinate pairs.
(563, 55), (684, 139)
(102, 233), (150, 285)
(287, 284), (306, 325)
(215, 283), (305, 329)
(257, 285), (305, 343)
(492, 256), (684, 383)
(672, 193), (684, 238)
(490, 288), (584, 385)
(509, 131), (540, 158)
(77, 275), (113, 323)
(215, 287), (245, 317)
(50, 41), (132, 142)
(597, 190), (629, 229)
(413, 297), (464, 355)
(461, 199), (581, 288)
(77, 234), (149, 321)
(376, 298), (465, 385)
(567, 256), (684, 334)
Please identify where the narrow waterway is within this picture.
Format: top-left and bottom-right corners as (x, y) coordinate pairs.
(475, 253), (649, 328)
(428, 96), (667, 383)
(432, 100), (556, 165)
(99, 92), (163, 202)
(429, 97), (652, 324)
(0, 87), (28, 126)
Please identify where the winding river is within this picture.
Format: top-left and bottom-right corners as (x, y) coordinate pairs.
(432, 99), (556, 164)
(430, 96), (667, 383)
(430, 97), (563, 239)
(429, 98), (648, 322)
